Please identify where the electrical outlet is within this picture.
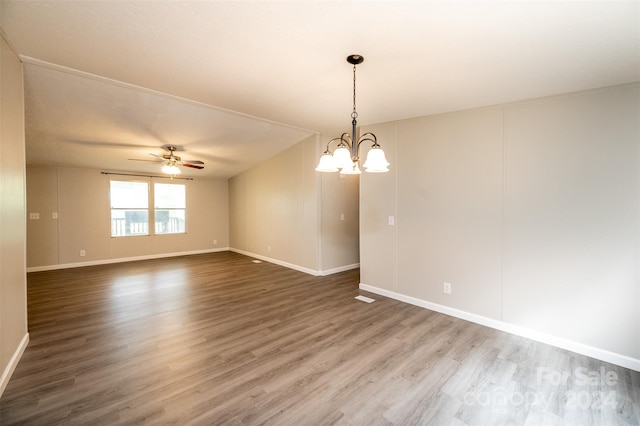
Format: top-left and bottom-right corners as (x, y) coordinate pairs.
(29, 213), (40, 220)
(80, 250), (86, 257)
(443, 282), (452, 294)
(388, 216), (395, 226)
(213, 239), (217, 245)
(52, 212), (59, 219)
(340, 213), (345, 221)
(267, 245), (271, 253)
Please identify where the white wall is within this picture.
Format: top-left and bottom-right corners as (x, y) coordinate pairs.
(319, 153), (360, 274)
(26, 165), (229, 269)
(229, 134), (360, 275)
(360, 83), (640, 370)
(501, 87), (639, 359)
(0, 33), (29, 396)
(229, 135), (320, 273)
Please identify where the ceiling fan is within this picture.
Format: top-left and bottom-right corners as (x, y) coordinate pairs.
(129, 145), (204, 174)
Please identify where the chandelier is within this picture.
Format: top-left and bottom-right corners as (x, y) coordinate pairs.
(316, 54), (389, 174)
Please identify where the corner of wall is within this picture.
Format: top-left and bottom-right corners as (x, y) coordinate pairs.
(0, 334), (29, 397)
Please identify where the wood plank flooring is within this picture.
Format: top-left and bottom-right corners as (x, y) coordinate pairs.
(1, 251), (638, 425)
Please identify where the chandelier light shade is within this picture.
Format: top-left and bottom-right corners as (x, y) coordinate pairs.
(362, 146), (390, 172)
(340, 161), (362, 175)
(316, 54), (389, 174)
(315, 153), (339, 172)
(333, 146), (354, 170)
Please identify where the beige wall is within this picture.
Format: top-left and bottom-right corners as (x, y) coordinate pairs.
(26, 166), (229, 268)
(229, 135), (321, 273)
(360, 83), (640, 367)
(319, 164), (359, 273)
(0, 33), (28, 395)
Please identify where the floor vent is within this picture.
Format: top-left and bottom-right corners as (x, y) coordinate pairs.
(252, 260), (262, 264)
(355, 295), (375, 303)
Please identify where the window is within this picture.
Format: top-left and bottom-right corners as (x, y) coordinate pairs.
(110, 180), (187, 237)
(110, 181), (149, 237)
(154, 183), (186, 234)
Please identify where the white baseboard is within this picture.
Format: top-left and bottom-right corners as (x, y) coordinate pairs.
(26, 248), (230, 272)
(229, 249), (359, 277)
(359, 283), (640, 372)
(27, 247), (359, 277)
(229, 248), (320, 276)
(318, 263), (360, 276)
(0, 333), (29, 397)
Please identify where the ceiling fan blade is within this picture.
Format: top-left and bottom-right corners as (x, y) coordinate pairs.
(129, 158), (163, 162)
(182, 163), (204, 169)
(184, 160), (205, 165)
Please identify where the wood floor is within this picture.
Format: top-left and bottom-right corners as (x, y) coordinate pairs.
(1, 252), (638, 425)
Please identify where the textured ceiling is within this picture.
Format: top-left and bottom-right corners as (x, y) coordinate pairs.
(2, 1), (639, 178)
(22, 63), (313, 178)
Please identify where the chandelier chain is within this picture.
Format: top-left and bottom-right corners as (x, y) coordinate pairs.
(351, 63), (358, 120)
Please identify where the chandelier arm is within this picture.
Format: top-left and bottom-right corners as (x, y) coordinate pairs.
(324, 137), (343, 152)
(338, 133), (353, 150)
(356, 132), (379, 148)
(323, 134), (353, 152)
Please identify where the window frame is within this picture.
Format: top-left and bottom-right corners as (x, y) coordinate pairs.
(109, 179), (150, 237)
(153, 182), (187, 235)
(109, 179), (188, 238)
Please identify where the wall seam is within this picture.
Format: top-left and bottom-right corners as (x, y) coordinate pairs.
(500, 107), (506, 323)
(394, 123), (399, 292)
(316, 134), (323, 272)
(55, 167), (60, 265)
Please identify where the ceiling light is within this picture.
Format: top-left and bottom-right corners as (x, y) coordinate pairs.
(316, 54), (389, 174)
(161, 161), (181, 175)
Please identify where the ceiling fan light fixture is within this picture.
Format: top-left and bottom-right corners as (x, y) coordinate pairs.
(161, 162), (181, 175)
(130, 145), (205, 173)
